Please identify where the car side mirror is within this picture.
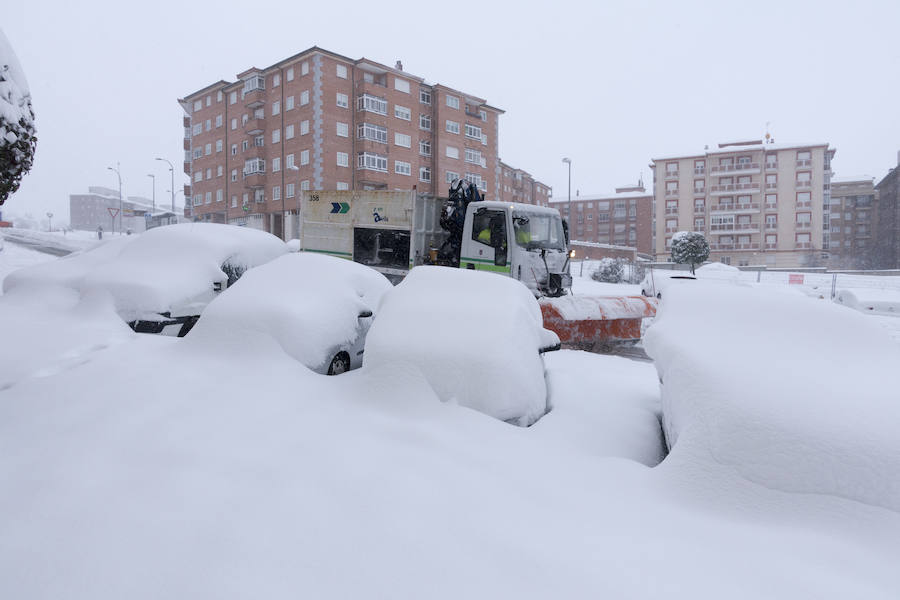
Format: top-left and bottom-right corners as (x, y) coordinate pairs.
(358, 310), (373, 319)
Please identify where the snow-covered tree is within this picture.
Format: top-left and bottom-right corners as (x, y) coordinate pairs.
(670, 231), (709, 274)
(591, 257), (625, 283)
(0, 29), (36, 206)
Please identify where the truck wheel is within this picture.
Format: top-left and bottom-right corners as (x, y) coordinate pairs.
(327, 352), (351, 375)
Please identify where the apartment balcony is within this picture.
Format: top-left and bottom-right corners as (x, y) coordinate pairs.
(709, 243), (734, 251)
(243, 88), (265, 108)
(244, 118), (265, 135)
(765, 182), (778, 190)
(765, 162), (778, 171)
(693, 188), (706, 196)
(709, 182), (760, 195)
(795, 180), (812, 189)
(795, 222), (812, 230)
(183, 161), (191, 175)
(796, 159), (812, 168)
(665, 170), (679, 180)
(694, 167), (705, 175)
(765, 202), (777, 211)
(856, 231), (871, 238)
(665, 189), (680, 198)
(710, 202), (760, 213)
(183, 116), (191, 128)
(694, 204), (706, 213)
(665, 227), (679, 234)
(242, 172), (266, 187)
(183, 138), (191, 151)
(795, 242), (812, 249)
(735, 242), (760, 251)
(665, 207), (679, 215)
(795, 200), (812, 209)
(709, 162), (761, 175)
(765, 222), (778, 230)
(765, 243), (777, 250)
(714, 222), (760, 232)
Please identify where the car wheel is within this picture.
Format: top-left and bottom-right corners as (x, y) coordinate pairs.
(327, 352), (351, 376)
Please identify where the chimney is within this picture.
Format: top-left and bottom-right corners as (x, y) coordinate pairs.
(395, 60), (403, 71)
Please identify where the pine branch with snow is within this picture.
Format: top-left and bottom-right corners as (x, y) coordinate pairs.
(0, 29), (36, 206)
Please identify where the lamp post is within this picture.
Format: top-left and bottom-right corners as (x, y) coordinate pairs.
(46, 212), (53, 232)
(147, 173), (156, 213)
(107, 163), (123, 234)
(562, 157), (572, 235)
(155, 157), (175, 213)
(287, 165), (300, 242)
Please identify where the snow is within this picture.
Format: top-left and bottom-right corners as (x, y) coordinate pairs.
(834, 287), (900, 316)
(4, 223), (287, 322)
(364, 266), (559, 426)
(0, 28), (31, 129)
(644, 281), (900, 512)
(0, 227), (112, 254)
(695, 261), (741, 278)
(190, 252), (392, 372)
(0, 238), (56, 292)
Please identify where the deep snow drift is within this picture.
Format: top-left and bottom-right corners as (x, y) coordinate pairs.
(645, 281), (900, 512)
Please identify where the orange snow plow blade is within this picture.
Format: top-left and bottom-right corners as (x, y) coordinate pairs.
(539, 295), (658, 351)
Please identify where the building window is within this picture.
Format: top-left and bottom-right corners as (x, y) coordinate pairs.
(272, 101), (280, 116)
(204, 143), (212, 156)
(394, 105), (411, 120)
(419, 140), (431, 156)
(464, 148), (482, 165)
(286, 154), (295, 168)
(336, 93), (348, 108)
(337, 152), (349, 167)
(301, 61), (309, 76)
(395, 160), (411, 176)
(465, 124), (482, 139)
(395, 133), (411, 148)
(215, 114), (222, 128)
(420, 89), (432, 105)
(254, 189), (265, 203)
(216, 140), (223, 153)
(446, 171), (460, 183)
(231, 169), (237, 182)
(193, 171), (202, 182)
(272, 129), (281, 144)
(419, 114), (431, 130)
(272, 157), (281, 172)
(419, 167), (431, 182)
(231, 118), (237, 130)
(243, 158), (265, 175)
(446, 94), (459, 109)
(357, 94), (387, 115)
(300, 90), (309, 106)
(241, 140), (249, 151)
(394, 78), (410, 93)
(300, 150), (309, 166)
(336, 64), (347, 79)
(286, 67), (294, 81)
(231, 195), (237, 208)
(286, 96), (294, 110)
(336, 122), (349, 137)
(272, 186), (281, 201)
(446, 145), (459, 159)
(357, 152), (388, 172)
(479, 110), (487, 122)
(285, 124), (295, 139)
(205, 191), (212, 204)
(336, 182), (349, 191)
(229, 91), (237, 105)
(300, 120), (309, 135)
(446, 120), (460, 134)
(357, 122), (388, 143)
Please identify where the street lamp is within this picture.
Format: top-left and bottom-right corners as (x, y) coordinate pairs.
(155, 157), (175, 213)
(562, 157), (572, 237)
(107, 163), (123, 234)
(147, 173), (156, 213)
(46, 212), (53, 232)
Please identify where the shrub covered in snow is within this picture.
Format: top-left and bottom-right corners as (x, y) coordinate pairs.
(0, 29), (36, 205)
(591, 257), (625, 284)
(364, 266), (559, 426)
(670, 231), (709, 274)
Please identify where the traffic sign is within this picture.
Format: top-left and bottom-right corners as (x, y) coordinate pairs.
(330, 202), (350, 214)
(107, 208), (120, 217)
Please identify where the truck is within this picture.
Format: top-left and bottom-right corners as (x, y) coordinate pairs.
(298, 183), (655, 349)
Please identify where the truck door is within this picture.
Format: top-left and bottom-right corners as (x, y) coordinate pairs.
(461, 208), (509, 273)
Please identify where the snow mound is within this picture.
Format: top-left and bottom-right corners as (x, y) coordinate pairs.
(835, 288), (900, 317)
(4, 224), (287, 321)
(190, 252), (392, 371)
(364, 266), (559, 426)
(695, 261), (741, 280)
(645, 282), (900, 512)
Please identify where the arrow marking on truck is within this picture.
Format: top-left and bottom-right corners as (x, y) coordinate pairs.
(330, 202), (350, 214)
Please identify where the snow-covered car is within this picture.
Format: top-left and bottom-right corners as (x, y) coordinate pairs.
(190, 252), (393, 374)
(640, 269), (696, 298)
(363, 266), (560, 426)
(3, 223), (287, 336)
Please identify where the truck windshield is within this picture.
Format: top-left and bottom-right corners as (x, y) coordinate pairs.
(512, 211), (567, 251)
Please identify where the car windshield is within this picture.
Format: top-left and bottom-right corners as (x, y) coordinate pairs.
(512, 211), (567, 251)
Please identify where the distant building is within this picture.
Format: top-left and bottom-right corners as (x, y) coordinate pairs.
(497, 162), (551, 207)
(69, 186), (184, 233)
(826, 176), (878, 269)
(549, 183), (653, 255)
(874, 153), (900, 269)
(650, 140), (835, 267)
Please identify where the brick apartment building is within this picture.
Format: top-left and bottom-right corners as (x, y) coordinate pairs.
(179, 47), (551, 238)
(826, 176), (878, 269)
(650, 140), (836, 267)
(548, 184), (653, 255)
(497, 161), (552, 207)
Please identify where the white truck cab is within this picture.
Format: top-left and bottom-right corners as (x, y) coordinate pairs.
(459, 201), (572, 297)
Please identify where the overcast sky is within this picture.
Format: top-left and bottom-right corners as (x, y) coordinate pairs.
(3, 0), (899, 223)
